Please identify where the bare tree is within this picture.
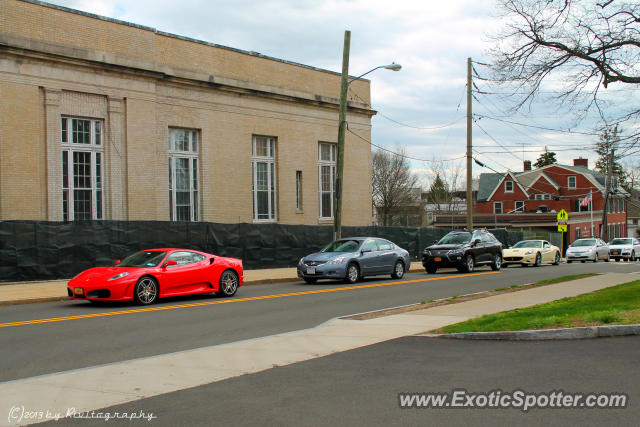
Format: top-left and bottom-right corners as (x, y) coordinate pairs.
(489, 0), (640, 140)
(371, 147), (420, 226)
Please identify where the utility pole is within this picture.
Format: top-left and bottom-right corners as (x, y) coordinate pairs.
(466, 57), (473, 232)
(334, 30), (350, 240)
(601, 126), (618, 241)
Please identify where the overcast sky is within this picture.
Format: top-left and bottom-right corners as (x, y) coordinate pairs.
(45, 0), (640, 187)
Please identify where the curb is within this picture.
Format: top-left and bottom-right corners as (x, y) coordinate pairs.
(421, 324), (640, 341)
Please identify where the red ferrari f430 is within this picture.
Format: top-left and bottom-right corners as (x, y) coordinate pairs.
(67, 249), (243, 305)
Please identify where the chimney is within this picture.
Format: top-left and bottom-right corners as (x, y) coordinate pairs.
(523, 160), (532, 171)
(574, 157), (588, 168)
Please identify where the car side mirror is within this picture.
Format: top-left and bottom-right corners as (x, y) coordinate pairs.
(115, 259), (120, 265)
(163, 260), (178, 269)
(472, 238), (481, 246)
(361, 249), (372, 254)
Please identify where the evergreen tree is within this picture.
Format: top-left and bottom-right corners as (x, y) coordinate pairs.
(595, 125), (628, 189)
(534, 147), (557, 168)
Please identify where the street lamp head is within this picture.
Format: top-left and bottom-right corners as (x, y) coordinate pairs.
(383, 62), (402, 72)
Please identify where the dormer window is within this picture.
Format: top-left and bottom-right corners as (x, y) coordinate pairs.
(568, 176), (576, 189)
(505, 180), (514, 193)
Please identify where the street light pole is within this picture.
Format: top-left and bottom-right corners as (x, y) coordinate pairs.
(334, 30), (351, 241)
(333, 30), (401, 240)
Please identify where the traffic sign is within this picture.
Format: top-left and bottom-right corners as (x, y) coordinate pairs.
(557, 209), (568, 221)
(557, 224), (567, 232)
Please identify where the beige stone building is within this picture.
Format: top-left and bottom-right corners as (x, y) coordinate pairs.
(0, 0), (374, 225)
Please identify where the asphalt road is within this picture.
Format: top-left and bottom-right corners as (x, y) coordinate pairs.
(50, 335), (640, 427)
(1, 261), (638, 383)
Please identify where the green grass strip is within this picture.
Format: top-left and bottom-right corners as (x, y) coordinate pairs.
(442, 280), (640, 333)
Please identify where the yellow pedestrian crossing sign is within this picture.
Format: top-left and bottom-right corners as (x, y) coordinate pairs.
(557, 209), (568, 221)
(557, 209), (568, 232)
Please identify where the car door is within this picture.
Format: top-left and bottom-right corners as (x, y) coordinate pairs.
(161, 251), (204, 295)
(542, 241), (553, 263)
(376, 239), (397, 273)
(634, 239), (640, 258)
(358, 239), (380, 275)
(597, 239), (608, 259)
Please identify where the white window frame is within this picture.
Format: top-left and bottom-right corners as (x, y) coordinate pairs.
(61, 117), (104, 221)
(494, 202), (502, 214)
(504, 180), (514, 193)
(318, 142), (337, 219)
(252, 135), (277, 222)
(169, 128), (200, 222)
(568, 176), (576, 189)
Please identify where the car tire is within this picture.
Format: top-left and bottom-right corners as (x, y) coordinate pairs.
(217, 270), (239, 297)
(134, 276), (158, 305)
(426, 266), (438, 274)
(593, 253), (599, 263)
(534, 253), (541, 267)
(391, 260), (405, 279)
(345, 263), (360, 284)
(303, 278), (317, 284)
(553, 252), (560, 265)
(567, 260), (572, 263)
(581, 260), (586, 263)
(462, 255), (474, 273)
(616, 258), (620, 262)
(490, 253), (502, 271)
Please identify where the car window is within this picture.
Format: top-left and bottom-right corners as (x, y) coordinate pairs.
(167, 251), (200, 267)
(362, 240), (378, 252)
(513, 241), (541, 248)
(119, 251), (167, 267)
(438, 233), (471, 245)
(611, 238), (632, 245)
(377, 239), (393, 250)
(543, 242), (550, 248)
(322, 240), (362, 253)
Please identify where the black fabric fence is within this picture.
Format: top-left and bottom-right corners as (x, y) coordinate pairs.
(0, 221), (523, 282)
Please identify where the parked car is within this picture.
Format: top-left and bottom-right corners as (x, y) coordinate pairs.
(68, 248), (243, 305)
(566, 238), (610, 263)
(502, 240), (561, 267)
(297, 237), (411, 284)
(422, 229), (503, 274)
(608, 237), (640, 262)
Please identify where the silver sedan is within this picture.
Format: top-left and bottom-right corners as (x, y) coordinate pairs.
(297, 237), (411, 284)
(566, 238), (610, 263)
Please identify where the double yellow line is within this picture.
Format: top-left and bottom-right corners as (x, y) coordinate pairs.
(0, 271), (498, 328)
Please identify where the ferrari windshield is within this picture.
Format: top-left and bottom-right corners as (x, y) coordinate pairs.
(437, 233), (471, 245)
(513, 241), (542, 248)
(321, 240), (362, 253)
(571, 239), (596, 247)
(119, 251), (167, 267)
(610, 238), (632, 245)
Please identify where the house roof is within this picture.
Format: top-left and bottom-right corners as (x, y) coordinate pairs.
(477, 163), (629, 202)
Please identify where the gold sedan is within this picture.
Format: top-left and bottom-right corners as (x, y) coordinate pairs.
(502, 240), (561, 267)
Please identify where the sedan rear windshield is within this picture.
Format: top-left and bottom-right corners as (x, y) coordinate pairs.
(437, 233), (472, 245)
(119, 251), (167, 267)
(321, 240), (362, 253)
(610, 238), (632, 245)
(571, 239), (596, 247)
(513, 241), (542, 248)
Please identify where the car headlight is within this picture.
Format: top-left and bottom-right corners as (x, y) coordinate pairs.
(299, 257), (305, 265)
(448, 250), (463, 256)
(328, 256), (346, 264)
(423, 249), (431, 256)
(108, 272), (130, 281)
(525, 250), (534, 255)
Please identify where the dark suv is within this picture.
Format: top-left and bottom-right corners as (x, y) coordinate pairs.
(422, 229), (503, 274)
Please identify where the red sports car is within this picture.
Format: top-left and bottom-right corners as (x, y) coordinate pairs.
(67, 249), (243, 305)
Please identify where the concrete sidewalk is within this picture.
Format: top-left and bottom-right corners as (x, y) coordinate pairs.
(0, 272), (634, 426)
(0, 262), (426, 305)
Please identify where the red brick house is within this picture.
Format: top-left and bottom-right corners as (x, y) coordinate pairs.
(474, 159), (627, 243)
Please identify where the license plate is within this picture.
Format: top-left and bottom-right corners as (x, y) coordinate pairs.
(306, 267), (316, 275)
(434, 257), (442, 262)
(74, 287), (83, 296)
(613, 251), (619, 255)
